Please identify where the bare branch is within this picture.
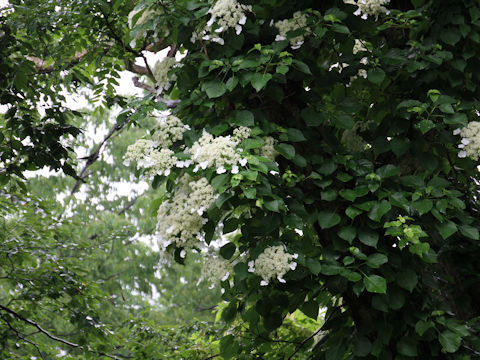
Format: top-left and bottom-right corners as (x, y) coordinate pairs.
(26, 50), (89, 74)
(71, 118), (131, 195)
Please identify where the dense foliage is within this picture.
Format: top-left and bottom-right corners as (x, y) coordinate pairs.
(2, 0), (480, 358)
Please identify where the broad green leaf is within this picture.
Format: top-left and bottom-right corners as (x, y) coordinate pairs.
(338, 226), (356, 243)
(358, 229), (379, 247)
(366, 253), (388, 268)
(438, 220), (458, 239)
(202, 79), (226, 98)
(363, 275), (387, 294)
(300, 300), (319, 319)
(306, 258), (322, 275)
(397, 338), (418, 357)
(368, 68), (385, 85)
(439, 330), (461, 353)
(459, 224), (479, 240)
(413, 199), (433, 216)
(251, 73), (272, 92)
(397, 269), (418, 292)
(220, 242), (236, 259)
(318, 211), (341, 229)
(275, 143), (295, 159)
(368, 200), (391, 222)
(353, 336), (372, 357)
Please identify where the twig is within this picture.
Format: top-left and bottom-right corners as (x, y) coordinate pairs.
(0, 304), (79, 348)
(132, 76), (180, 108)
(71, 118), (132, 195)
(287, 327), (323, 360)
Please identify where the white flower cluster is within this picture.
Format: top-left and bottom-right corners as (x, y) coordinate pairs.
(454, 122), (480, 160)
(201, 255), (231, 287)
(128, 8), (157, 47)
(152, 57), (177, 91)
(192, 0), (251, 45)
(125, 139), (156, 163)
(248, 245), (298, 286)
(274, 11), (309, 49)
(259, 136), (278, 160)
(125, 115), (192, 176)
(344, 0), (390, 20)
(157, 175), (216, 248)
(152, 114), (189, 148)
(190, 130), (247, 174)
(233, 126), (251, 140)
(353, 39), (367, 55)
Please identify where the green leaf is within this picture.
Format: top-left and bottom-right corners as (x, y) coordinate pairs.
(233, 110), (255, 126)
(363, 275), (387, 294)
(275, 143), (295, 159)
(460, 224), (479, 240)
(368, 200), (391, 222)
(301, 107), (324, 126)
(413, 199), (433, 216)
(287, 128), (307, 142)
(318, 211), (341, 229)
(358, 229), (379, 247)
(366, 253), (388, 268)
(211, 174), (229, 191)
(300, 300), (319, 319)
(416, 120), (436, 134)
(397, 337), (418, 357)
(234, 262), (248, 280)
(336, 114), (355, 129)
(251, 73), (272, 92)
(367, 68), (385, 85)
(440, 28), (461, 46)
(292, 60), (312, 74)
(276, 65), (289, 74)
(225, 76), (238, 91)
(264, 199), (283, 212)
(220, 334), (239, 359)
(439, 331), (461, 353)
(331, 23), (350, 34)
(241, 138), (264, 150)
(397, 269), (418, 292)
(321, 189), (337, 201)
(415, 320), (434, 336)
(306, 258), (322, 275)
(202, 79), (226, 98)
(338, 226), (356, 243)
(353, 336), (372, 357)
(220, 242), (236, 260)
(346, 206), (363, 219)
(438, 220), (458, 239)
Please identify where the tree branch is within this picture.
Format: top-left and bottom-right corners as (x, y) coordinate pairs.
(0, 304), (79, 348)
(71, 118), (131, 195)
(287, 327), (323, 360)
(26, 49), (89, 74)
(132, 76), (180, 108)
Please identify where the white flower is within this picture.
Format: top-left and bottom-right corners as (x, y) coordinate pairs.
(151, 114), (187, 148)
(455, 121), (480, 160)
(353, 39), (367, 54)
(152, 57), (177, 91)
(259, 136), (278, 160)
(345, 0), (390, 20)
(201, 256), (231, 287)
(252, 245), (297, 284)
(198, 0), (251, 45)
(189, 130), (247, 172)
(275, 11), (309, 49)
(157, 175), (216, 248)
